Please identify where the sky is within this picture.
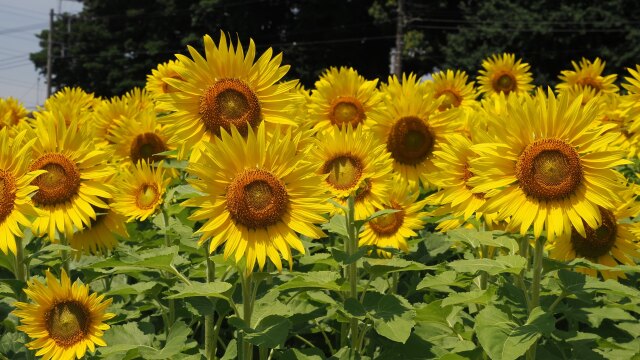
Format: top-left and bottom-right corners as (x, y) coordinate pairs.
(0, 0), (83, 110)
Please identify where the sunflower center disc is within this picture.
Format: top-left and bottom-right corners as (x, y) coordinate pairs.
(226, 169), (288, 229)
(199, 78), (261, 137)
(329, 97), (366, 126)
(31, 153), (81, 206)
(516, 139), (583, 201)
(437, 90), (461, 111)
(46, 301), (89, 347)
(369, 203), (404, 236)
(136, 183), (160, 209)
(387, 116), (434, 165)
(323, 155), (364, 190)
(494, 73), (516, 94)
(571, 208), (617, 259)
(0, 171), (17, 222)
(130, 132), (168, 164)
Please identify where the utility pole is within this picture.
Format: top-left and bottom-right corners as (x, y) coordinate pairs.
(392, 0), (404, 77)
(46, 8), (54, 98)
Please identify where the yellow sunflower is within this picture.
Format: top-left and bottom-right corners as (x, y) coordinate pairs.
(557, 58), (618, 95)
(0, 129), (42, 254)
(157, 33), (302, 159)
(111, 161), (170, 222)
(13, 269), (115, 360)
(548, 189), (640, 280)
(359, 181), (429, 257)
(477, 53), (534, 97)
(183, 123), (331, 272)
(42, 87), (98, 127)
(0, 97), (29, 129)
(92, 96), (131, 142)
(308, 66), (382, 133)
(310, 125), (393, 218)
(29, 115), (115, 241)
(146, 59), (184, 101)
(468, 89), (629, 241)
(427, 69), (477, 112)
(107, 108), (172, 165)
(370, 73), (460, 189)
(122, 87), (155, 114)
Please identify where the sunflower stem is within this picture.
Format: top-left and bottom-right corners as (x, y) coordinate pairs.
(204, 239), (216, 360)
(240, 273), (255, 360)
(162, 209), (176, 329)
(14, 237), (26, 286)
(59, 233), (70, 275)
(345, 194), (359, 352)
(526, 236), (545, 360)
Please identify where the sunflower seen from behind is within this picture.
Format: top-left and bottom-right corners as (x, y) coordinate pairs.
(370, 73), (459, 190)
(111, 161), (170, 222)
(477, 53), (533, 97)
(157, 33), (302, 159)
(308, 66), (382, 133)
(557, 58), (618, 95)
(29, 115), (115, 241)
(468, 89), (629, 241)
(13, 269), (115, 360)
(184, 123), (331, 272)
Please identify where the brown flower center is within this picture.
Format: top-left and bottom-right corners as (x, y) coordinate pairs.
(516, 139), (583, 201)
(369, 202), (405, 236)
(30, 153), (81, 206)
(437, 90), (462, 111)
(387, 116), (434, 165)
(323, 155), (364, 190)
(329, 97), (366, 127)
(493, 73), (517, 94)
(0, 170), (17, 222)
(136, 183), (161, 210)
(226, 169), (289, 229)
(570, 208), (617, 259)
(46, 301), (89, 348)
(199, 78), (261, 137)
(130, 132), (168, 164)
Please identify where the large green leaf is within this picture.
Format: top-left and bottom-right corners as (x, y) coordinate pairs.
(365, 293), (416, 343)
(229, 315), (292, 348)
(441, 287), (495, 307)
(448, 255), (527, 276)
(363, 258), (433, 277)
(475, 306), (554, 360)
(416, 270), (468, 292)
(277, 271), (342, 292)
(166, 281), (233, 302)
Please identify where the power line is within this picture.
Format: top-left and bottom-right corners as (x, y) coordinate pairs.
(0, 23), (48, 35)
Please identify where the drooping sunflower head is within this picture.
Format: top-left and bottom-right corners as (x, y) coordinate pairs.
(370, 73), (460, 189)
(359, 180), (429, 257)
(146, 59), (184, 100)
(29, 115), (115, 241)
(0, 97), (29, 129)
(184, 123), (331, 272)
(308, 66), (382, 133)
(477, 53), (534, 97)
(468, 89), (629, 241)
(557, 58), (618, 95)
(427, 69), (478, 112)
(111, 160), (170, 222)
(312, 125), (393, 207)
(156, 33), (302, 159)
(13, 270), (115, 360)
(107, 108), (172, 166)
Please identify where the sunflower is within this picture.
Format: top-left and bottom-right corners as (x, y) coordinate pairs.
(310, 125), (393, 218)
(427, 133), (497, 231)
(107, 108), (172, 166)
(12, 269), (115, 360)
(557, 58), (618, 95)
(183, 123), (331, 272)
(41, 87), (98, 127)
(0, 129), (42, 254)
(370, 73), (460, 189)
(157, 33), (302, 159)
(111, 161), (170, 222)
(468, 89), (629, 241)
(427, 69), (477, 112)
(308, 66), (382, 133)
(359, 181), (429, 257)
(92, 96), (132, 142)
(146, 59), (184, 101)
(29, 115), (115, 241)
(0, 97), (29, 129)
(548, 189), (640, 280)
(122, 87), (155, 114)
(477, 53), (534, 97)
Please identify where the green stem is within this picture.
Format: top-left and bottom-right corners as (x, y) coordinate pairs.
(391, 272), (399, 294)
(59, 234), (70, 275)
(526, 237), (545, 360)
(14, 237), (26, 285)
(240, 273), (255, 360)
(345, 194), (359, 351)
(162, 210), (176, 328)
(204, 240), (216, 360)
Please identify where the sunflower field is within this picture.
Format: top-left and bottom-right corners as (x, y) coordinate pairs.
(2, 32), (640, 360)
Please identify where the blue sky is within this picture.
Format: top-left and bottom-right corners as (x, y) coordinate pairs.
(0, 0), (83, 110)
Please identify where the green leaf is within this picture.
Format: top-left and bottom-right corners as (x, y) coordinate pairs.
(363, 258), (433, 277)
(98, 322), (153, 359)
(281, 348), (326, 360)
(139, 321), (194, 359)
(229, 315), (292, 348)
(166, 281), (233, 301)
(445, 228), (519, 254)
(85, 246), (179, 273)
(106, 282), (158, 296)
(557, 269), (586, 294)
(366, 294), (416, 343)
(414, 300), (455, 326)
(323, 214), (348, 237)
(330, 246), (370, 265)
(343, 297), (367, 320)
(277, 271), (342, 292)
(448, 255), (527, 276)
(584, 307), (634, 327)
(441, 287), (495, 307)
(416, 271), (467, 292)
(475, 306), (554, 360)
